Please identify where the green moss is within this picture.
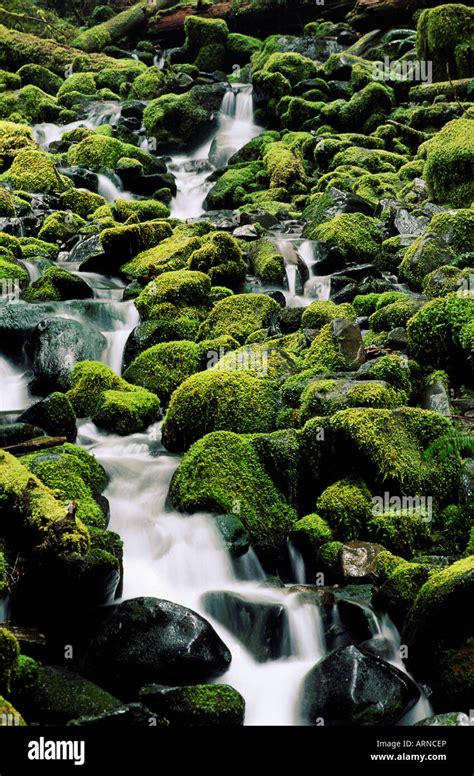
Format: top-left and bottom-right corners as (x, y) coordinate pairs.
(359, 354), (412, 394)
(9, 653), (39, 704)
(416, 4), (474, 82)
(209, 286), (234, 304)
(316, 477), (372, 541)
(375, 549), (407, 582)
(406, 295), (474, 369)
(420, 118), (474, 207)
(263, 141), (307, 193)
(1, 84), (60, 123)
(213, 340), (297, 383)
(112, 198), (170, 223)
(22, 446), (107, 530)
(93, 388), (160, 436)
(0, 449), (90, 552)
(37, 211), (86, 244)
(227, 32), (261, 64)
(66, 360), (129, 417)
(131, 66), (165, 100)
(331, 147), (407, 174)
(355, 292), (409, 317)
(0, 257), (28, 287)
(135, 270), (211, 320)
(17, 63), (62, 95)
(143, 91), (212, 149)
(0, 628), (19, 695)
(427, 208), (474, 252)
(303, 323), (356, 372)
(0, 187), (16, 217)
(369, 298), (426, 331)
(1, 149), (67, 193)
(291, 513), (333, 548)
(67, 132), (157, 173)
(254, 51), (319, 87)
(170, 430), (296, 561)
(198, 293), (280, 345)
(100, 221), (172, 265)
(123, 341), (202, 405)
(300, 379), (405, 423)
(302, 300), (356, 329)
(0, 696), (25, 725)
(423, 265), (470, 298)
(162, 370), (278, 453)
(57, 72), (96, 100)
(369, 510), (431, 558)
(18, 236), (58, 260)
(188, 232), (246, 290)
(308, 212), (382, 261)
(247, 239), (284, 285)
(204, 161), (266, 210)
(60, 188), (106, 219)
(317, 540), (343, 578)
(329, 407), (461, 502)
(21, 265), (91, 302)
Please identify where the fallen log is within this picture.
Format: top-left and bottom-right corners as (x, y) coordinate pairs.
(3, 436), (67, 455)
(72, 0), (176, 52)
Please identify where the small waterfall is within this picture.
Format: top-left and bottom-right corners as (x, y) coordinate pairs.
(22, 260), (42, 282)
(287, 594), (326, 659)
(153, 53), (165, 69)
(0, 355), (31, 412)
(96, 172), (125, 203)
(169, 83), (261, 220)
(288, 540), (306, 584)
(33, 101), (121, 150)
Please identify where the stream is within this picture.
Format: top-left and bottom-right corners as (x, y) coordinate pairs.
(0, 82), (433, 726)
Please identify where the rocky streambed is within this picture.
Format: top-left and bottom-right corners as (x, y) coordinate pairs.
(0, 0), (472, 729)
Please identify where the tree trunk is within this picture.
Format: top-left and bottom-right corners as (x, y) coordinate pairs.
(71, 0), (176, 52)
(3, 436), (67, 455)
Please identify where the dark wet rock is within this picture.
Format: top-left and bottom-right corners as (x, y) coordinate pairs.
(336, 598), (373, 644)
(240, 209), (279, 229)
(19, 392), (77, 442)
(394, 208), (428, 237)
(386, 327), (408, 349)
(341, 541), (386, 583)
(331, 318), (366, 370)
(26, 317), (106, 393)
(27, 666), (122, 725)
(138, 683), (245, 726)
(304, 188), (375, 236)
(68, 703), (155, 727)
(202, 591), (290, 662)
(268, 290), (286, 307)
(60, 166), (99, 192)
(301, 645), (420, 726)
(360, 635), (398, 663)
(330, 281), (359, 304)
(68, 235), (103, 265)
(81, 597), (232, 696)
(233, 224), (260, 240)
(0, 302), (54, 354)
(280, 307), (303, 333)
(0, 423), (45, 447)
(215, 515), (250, 558)
(121, 100), (147, 120)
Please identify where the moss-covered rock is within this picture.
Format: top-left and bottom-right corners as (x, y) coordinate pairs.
(1, 149), (67, 193)
(188, 232), (246, 290)
(139, 683), (244, 726)
(300, 379), (405, 423)
(162, 370), (278, 453)
(135, 270), (211, 320)
(316, 478), (373, 541)
(170, 430), (296, 562)
(198, 293), (280, 344)
(302, 300), (356, 329)
(67, 132), (157, 174)
(406, 295), (474, 372)
(307, 212), (382, 261)
(100, 221), (172, 266)
(92, 388), (161, 436)
(143, 90), (213, 150)
(420, 118), (474, 207)
(21, 266), (92, 302)
(416, 4), (474, 82)
(0, 696), (25, 726)
(204, 161), (266, 210)
(17, 63), (62, 95)
(0, 627), (19, 695)
(131, 66), (166, 100)
(122, 230), (199, 282)
(368, 509), (431, 558)
(60, 188), (106, 219)
(18, 392), (77, 442)
(123, 341), (202, 405)
(29, 666), (121, 725)
(303, 320), (365, 372)
(369, 298), (426, 331)
(247, 239), (284, 285)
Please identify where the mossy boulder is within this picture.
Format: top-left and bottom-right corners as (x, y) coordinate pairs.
(420, 118), (474, 207)
(143, 90), (213, 150)
(307, 212), (382, 262)
(416, 4), (474, 82)
(60, 188), (106, 219)
(123, 341), (202, 405)
(204, 161), (266, 211)
(369, 298), (426, 332)
(263, 141), (307, 194)
(170, 431), (296, 562)
(248, 239), (284, 285)
(131, 66), (166, 100)
(300, 379), (405, 423)
(21, 266), (92, 302)
(0, 627), (20, 695)
(100, 221), (172, 266)
(368, 510), (431, 558)
(406, 295), (474, 372)
(122, 231), (199, 282)
(1, 149), (67, 193)
(162, 370), (278, 453)
(17, 63), (62, 95)
(139, 683), (244, 726)
(29, 666), (121, 725)
(198, 293), (280, 344)
(18, 392), (77, 442)
(0, 449), (89, 553)
(22, 444), (108, 531)
(135, 271), (211, 320)
(188, 232), (246, 291)
(67, 133), (157, 174)
(302, 300), (356, 329)
(0, 256), (29, 287)
(303, 320), (366, 372)
(112, 198), (170, 224)
(316, 478), (373, 541)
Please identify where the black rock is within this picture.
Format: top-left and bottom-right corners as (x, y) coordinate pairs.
(26, 317), (106, 393)
(139, 683), (245, 726)
(301, 645), (420, 726)
(202, 591), (291, 662)
(215, 515), (250, 558)
(68, 703), (155, 727)
(81, 597), (232, 696)
(0, 302), (54, 354)
(19, 392), (77, 442)
(0, 422), (46, 448)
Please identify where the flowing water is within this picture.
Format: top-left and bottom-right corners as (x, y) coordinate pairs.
(0, 80), (434, 727)
(169, 83), (262, 220)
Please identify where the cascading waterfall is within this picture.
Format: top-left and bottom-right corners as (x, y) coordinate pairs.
(33, 101), (121, 150)
(0, 354), (31, 412)
(169, 83), (261, 220)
